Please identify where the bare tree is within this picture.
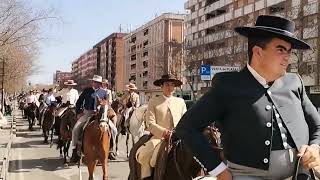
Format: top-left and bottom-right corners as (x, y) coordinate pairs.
(0, 0), (58, 93)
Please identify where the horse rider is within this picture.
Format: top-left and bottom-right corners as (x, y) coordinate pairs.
(102, 79), (113, 105)
(55, 80), (79, 117)
(45, 88), (56, 106)
(26, 90), (38, 106)
(135, 74), (187, 179)
(121, 83), (140, 128)
(102, 79), (118, 160)
(70, 75), (108, 163)
(175, 15), (320, 179)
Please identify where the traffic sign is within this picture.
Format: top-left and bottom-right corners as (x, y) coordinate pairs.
(200, 65), (211, 80)
(211, 66), (240, 77)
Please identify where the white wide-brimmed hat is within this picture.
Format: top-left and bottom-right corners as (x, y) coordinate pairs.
(64, 80), (77, 86)
(102, 79), (109, 84)
(126, 83), (138, 90)
(89, 75), (102, 83)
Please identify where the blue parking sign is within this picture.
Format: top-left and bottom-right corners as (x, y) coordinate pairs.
(200, 65), (211, 80)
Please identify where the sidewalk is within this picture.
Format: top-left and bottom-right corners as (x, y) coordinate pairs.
(0, 110), (15, 179)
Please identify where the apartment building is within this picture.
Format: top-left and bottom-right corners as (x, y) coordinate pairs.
(53, 70), (72, 86)
(184, 0), (320, 101)
(71, 48), (98, 89)
(123, 13), (185, 98)
(94, 33), (127, 92)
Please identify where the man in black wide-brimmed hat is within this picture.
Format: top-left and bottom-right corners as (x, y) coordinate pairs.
(175, 15), (320, 179)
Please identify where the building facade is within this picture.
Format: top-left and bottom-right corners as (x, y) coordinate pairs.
(184, 0), (320, 101)
(94, 33), (127, 92)
(53, 70), (72, 86)
(123, 13), (185, 97)
(71, 48), (98, 90)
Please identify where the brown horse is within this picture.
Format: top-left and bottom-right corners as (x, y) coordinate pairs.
(25, 103), (38, 130)
(82, 106), (116, 180)
(128, 125), (222, 180)
(42, 104), (60, 144)
(57, 107), (77, 165)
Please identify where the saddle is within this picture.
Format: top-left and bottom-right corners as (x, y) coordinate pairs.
(76, 108), (110, 156)
(76, 120), (94, 156)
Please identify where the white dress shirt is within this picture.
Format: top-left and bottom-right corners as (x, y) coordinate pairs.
(26, 95), (37, 104)
(45, 94), (56, 106)
(66, 88), (79, 105)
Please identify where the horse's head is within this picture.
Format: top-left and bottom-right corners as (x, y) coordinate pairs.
(61, 107), (77, 128)
(129, 104), (148, 137)
(111, 99), (125, 114)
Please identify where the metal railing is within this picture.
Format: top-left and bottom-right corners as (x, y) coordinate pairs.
(0, 101), (15, 180)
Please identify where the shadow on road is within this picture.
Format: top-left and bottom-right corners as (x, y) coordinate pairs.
(11, 139), (51, 148)
(9, 157), (71, 173)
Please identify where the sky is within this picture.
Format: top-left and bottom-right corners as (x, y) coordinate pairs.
(27, 0), (187, 85)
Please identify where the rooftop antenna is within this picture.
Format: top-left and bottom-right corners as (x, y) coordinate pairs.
(119, 24), (122, 32)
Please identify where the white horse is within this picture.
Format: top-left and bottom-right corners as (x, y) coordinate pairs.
(116, 104), (148, 158)
(128, 104), (148, 139)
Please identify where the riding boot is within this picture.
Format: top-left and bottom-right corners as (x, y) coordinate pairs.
(70, 148), (80, 163)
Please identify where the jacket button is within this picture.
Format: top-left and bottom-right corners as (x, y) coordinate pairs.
(266, 122), (272, 127)
(265, 105), (271, 111)
(263, 158), (269, 163)
(281, 133), (286, 138)
(283, 142), (288, 148)
(278, 123), (283, 128)
(265, 140), (270, 146)
(275, 113), (280, 118)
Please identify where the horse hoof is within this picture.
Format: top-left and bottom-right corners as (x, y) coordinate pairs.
(63, 163), (68, 168)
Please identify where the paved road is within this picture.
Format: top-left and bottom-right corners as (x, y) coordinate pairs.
(8, 110), (133, 180)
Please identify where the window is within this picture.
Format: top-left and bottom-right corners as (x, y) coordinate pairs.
(130, 64), (136, 70)
(269, 3), (285, 14)
(205, 0), (219, 6)
(143, 40), (149, 47)
(143, 51), (149, 57)
(143, 71), (148, 77)
(131, 36), (136, 43)
(143, 29), (149, 36)
(143, 61), (148, 68)
(131, 54), (136, 61)
(131, 45), (136, 52)
(130, 74), (136, 81)
(143, 81), (148, 88)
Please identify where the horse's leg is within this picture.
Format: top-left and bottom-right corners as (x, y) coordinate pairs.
(66, 140), (71, 158)
(28, 117), (32, 130)
(101, 158), (108, 180)
(126, 133), (129, 158)
(63, 141), (69, 165)
(59, 137), (63, 157)
(131, 134), (135, 146)
(43, 129), (48, 143)
(50, 128), (54, 147)
(87, 160), (98, 180)
(115, 133), (119, 155)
